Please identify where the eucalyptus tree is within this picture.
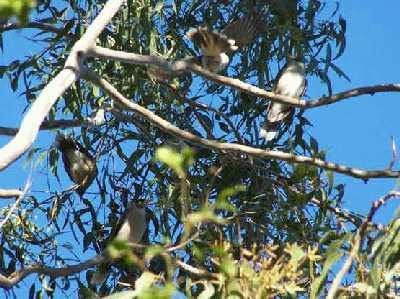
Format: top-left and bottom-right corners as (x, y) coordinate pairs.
(0, 1), (399, 298)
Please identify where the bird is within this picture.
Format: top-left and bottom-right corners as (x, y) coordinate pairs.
(260, 59), (306, 141)
(55, 134), (97, 196)
(86, 108), (106, 127)
(91, 200), (147, 285)
(186, 10), (266, 72)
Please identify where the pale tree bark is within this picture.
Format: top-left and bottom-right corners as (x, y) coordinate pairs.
(0, 0), (125, 171)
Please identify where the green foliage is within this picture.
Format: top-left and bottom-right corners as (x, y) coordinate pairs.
(155, 146), (194, 178)
(0, 0), (35, 23)
(0, 1), (398, 298)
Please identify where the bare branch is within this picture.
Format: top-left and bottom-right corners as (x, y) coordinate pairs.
(0, 127), (19, 136)
(327, 191), (400, 299)
(0, 189), (22, 199)
(188, 65), (400, 108)
(0, 117), (107, 136)
(89, 46), (190, 74)
(0, 21), (65, 35)
(306, 84), (400, 108)
(0, 0), (124, 171)
(0, 120), (84, 136)
(0, 255), (105, 288)
(90, 46), (400, 109)
(82, 68), (400, 179)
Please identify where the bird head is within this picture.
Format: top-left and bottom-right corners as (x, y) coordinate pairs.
(54, 133), (74, 150)
(128, 198), (150, 210)
(286, 58), (305, 75)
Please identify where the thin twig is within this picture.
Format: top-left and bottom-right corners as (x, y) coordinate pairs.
(0, 255), (105, 288)
(309, 197), (363, 226)
(0, 178), (31, 230)
(0, 119), (91, 136)
(0, 21), (65, 35)
(326, 191), (400, 299)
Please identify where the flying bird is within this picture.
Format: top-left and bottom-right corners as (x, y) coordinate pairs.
(56, 134), (97, 196)
(186, 10), (265, 72)
(260, 60), (306, 141)
(91, 200), (147, 285)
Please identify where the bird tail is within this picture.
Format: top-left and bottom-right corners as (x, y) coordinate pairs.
(260, 103), (290, 141)
(259, 122), (279, 141)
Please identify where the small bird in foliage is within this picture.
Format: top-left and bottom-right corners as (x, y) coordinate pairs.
(260, 59), (307, 141)
(186, 10), (266, 72)
(91, 200), (147, 285)
(56, 134), (97, 196)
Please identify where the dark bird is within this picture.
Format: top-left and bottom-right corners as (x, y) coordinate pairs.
(91, 200), (147, 285)
(186, 10), (266, 72)
(260, 60), (307, 141)
(56, 134), (97, 196)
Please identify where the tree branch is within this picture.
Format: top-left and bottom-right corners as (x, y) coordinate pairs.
(89, 46), (190, 74)
(310, 197), (363, 226)
(0, 117), (106, 136)
(81, 68), (400, 179)
(0, 255), (105, 289)
(0, 189), (22, 199)
(0, 0), (124, 171)
(0, 21), (65, 35)
(90, 46), (400, 109)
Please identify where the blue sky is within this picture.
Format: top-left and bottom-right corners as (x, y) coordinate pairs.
(306, 1), (400, 222)
(0, 0), (400, 295)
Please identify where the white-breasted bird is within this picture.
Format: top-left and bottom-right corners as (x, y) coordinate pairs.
(55, 134), (97, 196)
(186, 11), (265, 73)
(260, 60), (306, 141)
(91, 200), (147, 285)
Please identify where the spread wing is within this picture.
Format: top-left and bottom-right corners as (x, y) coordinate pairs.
(187, 10), (265, 56)
(221, 10), (266, 48)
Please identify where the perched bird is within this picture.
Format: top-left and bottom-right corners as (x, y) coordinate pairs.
(260, 60), (306, 141)
(91, 200), (147, 285)
(55, 134), (97, 196)
(186, 10), (265, 72)
(86, 108), (106, 127)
